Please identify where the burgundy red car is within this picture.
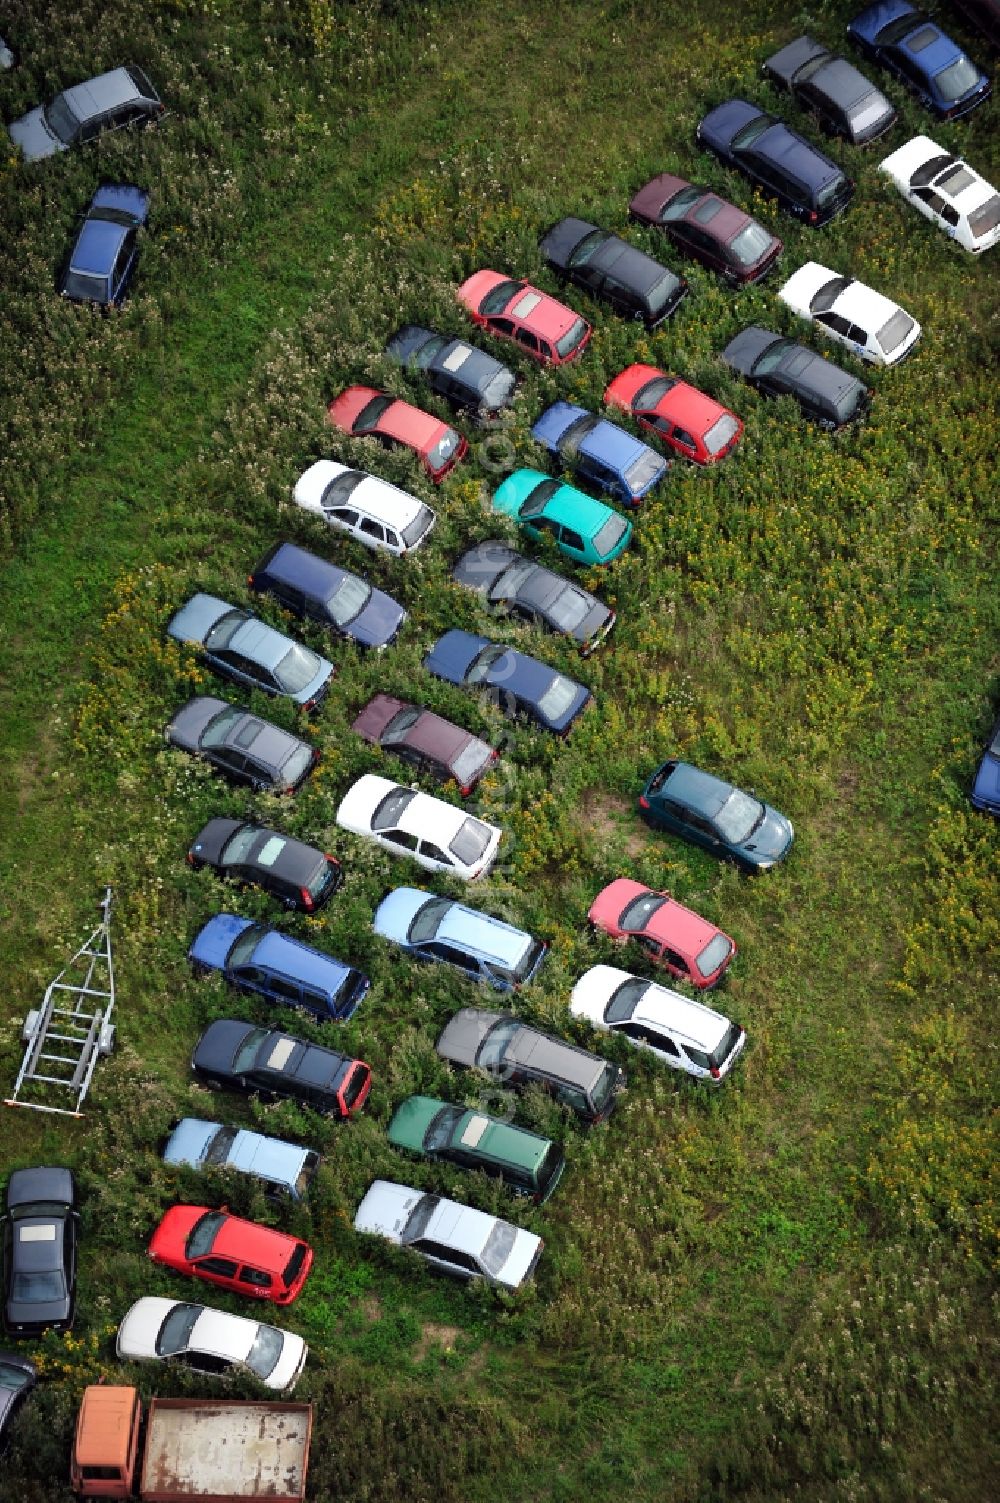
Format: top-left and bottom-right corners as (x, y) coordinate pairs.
(457, 270), (591, 365)
(351, 694), (498, 796)
(327, 385), (467, 483)
(148, 1206), (313, 1305)
(629, 174), (783, 285)
(604, 364), (743, 464)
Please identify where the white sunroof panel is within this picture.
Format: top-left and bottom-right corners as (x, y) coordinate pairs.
(442, 345), (472, 372)
(511, 292), (542, 318)
(266, 1038), (297, 1070)
(460, 1115), (490, 1148)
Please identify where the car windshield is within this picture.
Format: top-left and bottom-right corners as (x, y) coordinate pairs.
(320, 469), (364, 511)
(185, 1212), (226, 1260)
(401, 505), (434, 547)
(659, 185), (702, 221)
(12, 1270), (66, 1303)
(633, 376), (676, 408)
(555, 317), (588, 358)
(450, 817), (493, 866)
(401, 1193), (440, 1243)
(480, 279), (522, 315)
(274, 643), (323, 694)
(567, 228), (608, 267)
(478, 1018), (519, 1069)
(624, 450), (665, 494)
(381, 706), (421, 746)
(729, 221), (774, 266)
(969, 196), (1000, 239)
(592, 515), (628, 557)
(425, 1104), (465, 1153)
(709, 1022), (743, 1071)
(219, 826), (261, 867)
(604, 977), (648, 1024)
(715, 790), (765, 845)
(877, 310), (914, 356)
(233, 1027), (269, 1072)
(327, 574), (372, 625)
(810, 276), (851, 314)
(466, 645), (506, 684)
(372, 787), (416, 832)
(246, 1324), (286, 1380)
(537, 674), (581, 723)
(731, 115), (771, 151)
(0, 1361), (32, 1391)
(155, 1303), (201, 1356)
(281, 744), (314, 787)
(696, 934), (733, 978)
(934, 55), (980, 102)
(200, 707), (243, 749)
(412, 334), (447, 368)
(481, 1220), (518, 1277)
(43, 93), (80, 143)
(619, 892), (668, 933)
(751, 339), (793, 376)
(227, 927), (264, 968)
(202, 1126), (238, 1165)
(408, 896), (450, 945)
(428, 431), (462, 470)
(848, 95), (891, 135)
(482, 370), (515, 408)
(354, 394), (393, 430)
(589, 1062), (619, 1114)
(519, 478), (561, 519)
(546, 584), (592, 632)
(203, 610), (247, 652)
(703, 414), (740, 456)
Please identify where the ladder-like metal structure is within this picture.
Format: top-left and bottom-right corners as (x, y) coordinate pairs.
(4, 888), (116, 1117)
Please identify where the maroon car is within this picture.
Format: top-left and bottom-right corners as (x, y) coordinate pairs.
(629, 174), (783, 285)
(352, 694), (498, 797)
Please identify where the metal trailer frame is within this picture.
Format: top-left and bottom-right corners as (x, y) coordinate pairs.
(4, 887), (116, 1117)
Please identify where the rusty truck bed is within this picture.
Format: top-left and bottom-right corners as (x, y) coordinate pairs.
(140, 1399), (313, 1502)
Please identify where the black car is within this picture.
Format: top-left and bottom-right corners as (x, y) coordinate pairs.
(247, 541), (406, 650)
(2, 1168), (78, 1337)
(720, 326), (871, 429)
(187, 818), (342, 912)
(763, 35), (897, 143)
(0, 1351), (36, 1452)
(696, 99), (854, 226)
(164, 696), (319, 794)
(385, 325), (516, 422)
(192, 1019), (372, 1119)
(538, 217), (688, 328)
(452, 540), (615, 655)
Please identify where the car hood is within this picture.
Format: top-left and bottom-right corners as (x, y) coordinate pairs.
(531, 400), (583, 448)
(539, 216), (597, 270)
(493, 1228), (544, 1290)
(387, 1095), (444, 1151)
(166, 695), (230, 752)
(347, 586), (406, 648)
(424, 629), (491, 685)
(698, 98), (765, 152)
(188, 817), (244, 866)
(721, 325), (784, 375)
(879, 133), (941, 187)
(264, 1331), (307, 1392)
(452, 540), (520, 593)
(7, 105), (67, 159)
(765, 35), (829, 88)
(117, 1297), (176, 1360)
(192, 1018), (257, 1075)
(5, 1165), (74, 1210)
(732, 804), (794, 866)
(569, 963), (624, 1025)
(436, 1007), (506, 1067)
(604, 362), (665, 408)
(189, 912), (255, 970)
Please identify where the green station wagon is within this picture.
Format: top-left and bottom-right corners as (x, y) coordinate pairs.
(492, 468), (632, 565)
(387, 1095), (565, 1203)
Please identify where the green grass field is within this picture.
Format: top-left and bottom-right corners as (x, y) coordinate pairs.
(0, 2), (997, 1499)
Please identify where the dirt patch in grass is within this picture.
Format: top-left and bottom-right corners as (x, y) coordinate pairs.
(414, 1322), (462, 1362)
(578, 788), (648, 860)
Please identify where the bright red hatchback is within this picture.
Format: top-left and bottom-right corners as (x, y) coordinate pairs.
(148, 1206), (313, 1306)
(587, 879), (737, 990)
(327, 385), (468, 483)
(457, 270), (591, 366)
(604, 364), (743, 465)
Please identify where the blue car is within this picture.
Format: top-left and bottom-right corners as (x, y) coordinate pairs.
(162, 1118), (320, 1201)
(696, 99), (854, 226)
(531, 402), (668, 507)
(57, 183), (149, 306)
(373, 888), (547, 990)
(248, 541), (406, 651)
(424, 629), (592, 735)
(639, 760), (794, 872)
(188, 912), (370, 1020)
(971, 715), (1000, 815)
(847, 2), (990, 119)
(166, 593), (334, 711)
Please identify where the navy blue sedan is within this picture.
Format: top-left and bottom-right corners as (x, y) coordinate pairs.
(188, 912), (370, 1020)
(847, 3), (990, 119)
(248, 541), (406, 651)
(696, 100), (853, 226)
(639, 760), (794, 872)
(424, 629), (591, 735)
(531, 402), (668, 507)
(971, 715), (1000, 816)
(57, 183), (149, 306)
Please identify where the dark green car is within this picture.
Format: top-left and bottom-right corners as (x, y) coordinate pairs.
(387, 1096), (565, 1203)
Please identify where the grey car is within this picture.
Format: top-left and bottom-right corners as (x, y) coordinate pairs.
(0, 1351), (36, 1451)
(6, 65), (162, 161)
(720, 325), (871, 430)
(436, 1008), (624, 1123)
(164, 696), (319, 793)
(353, 1180), (543, 1289)
(452, 541), (615, 655)
(2, 1167), (78, 1337)
(763, 35), (896, 144)
(166, 594), (333, 711)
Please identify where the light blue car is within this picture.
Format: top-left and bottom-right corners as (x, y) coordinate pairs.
(373, 887), (547, 990)
(162, 1118), (320, 1200)
(166, 593), (334, 710)
(532, 401), (668, 506)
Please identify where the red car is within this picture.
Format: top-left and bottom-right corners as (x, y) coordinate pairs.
(148, 1205), (313, 1306)
(457, 270), (591, 366)
(352, 693), (498, 797)
(629, 174), (783, 286)
(604, 364), (743, 465)
(327, 386), (467, 483)
(587, 878), (736, 990)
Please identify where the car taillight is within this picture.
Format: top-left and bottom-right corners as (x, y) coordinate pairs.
(303, 698), (316, 711)
(710, 1065), (721, 1079)
(638, 794), (650, 809)
(808, 210), (818, 224)
(247, 575), (255, 587)
(300, 888), (314, 910)
(185, 852), (195, 865)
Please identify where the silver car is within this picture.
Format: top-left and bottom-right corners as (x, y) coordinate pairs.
(353, 1180), (542, 1290)
(166, 593), (333, 711)
(6, 66), (163, 161)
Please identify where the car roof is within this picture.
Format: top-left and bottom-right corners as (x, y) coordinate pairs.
(753, 121), (839, 188)
(71, 217), (128, 276)
(450, 1111), (551, 1171)
(60, 67), (144, 119)
(249, 929), (351, 988)
(435, 902), (532, 967)
(422, 1195), (502, 1257)
(664, 761), (732, 815)
(258, 541), (350, 595)
(508, 1024), (605, 1090)
(223, 715), (301, 768)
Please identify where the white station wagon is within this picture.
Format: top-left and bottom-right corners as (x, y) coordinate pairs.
(353, 1180), (542, 1289)
(778, 261), (922, 368)
(880, 136), (1000, 255)
(336, 774), (502, 880)
(116, 1297), (307, 1391)
(570, 964), (746, 1084)
(292, 459), (436, 555)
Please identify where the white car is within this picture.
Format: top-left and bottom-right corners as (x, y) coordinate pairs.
(880, 136), (1000, 255)
(292, 459), (435, 556)
(569, 964), (746, 1085)
(116, 1297), (306, 1391)
(353, 1180), (542, 1289)
(778, 262), (921, 368)
(336, 774), (501, 880)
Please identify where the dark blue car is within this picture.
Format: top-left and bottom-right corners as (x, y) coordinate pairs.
(971, 715), (1000, 816)
(188, 912), (370, 1020)
(847, 2), (990, 119)
(639, 760), (794, 872)
(424, 629), (592, 735)
(57, 183), (149, 306)
(248, 541), (406, 650)
(696, 100), (853, 226)
(531, 402), (668, 507)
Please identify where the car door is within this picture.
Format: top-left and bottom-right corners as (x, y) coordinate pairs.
(814, 310), (851, 352)
(212, 746), (251, 784)
(194, 1254), (241, 1292)
(238, 1266), (275, 1296)
(681, 808), (724, 854)
(487, 315), (516, 340)
(424, 939), (481, 978)
(327, 505), (360, 534)
(380, 829), (420, 859)
(514, 328), (541, 358)
(418, 839), (457, 874)
(682, 223), (725, 276)
(412, 1237), (480, 1279)
(557, 525), (586, 562)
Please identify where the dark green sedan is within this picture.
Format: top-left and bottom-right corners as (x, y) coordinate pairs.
(387, 1096), (565, 1203)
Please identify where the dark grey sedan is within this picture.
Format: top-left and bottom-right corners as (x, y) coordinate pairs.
(539, 217), (688, 328)
(2, 1168), (78, 1337)
(763, 35), (896, 143)
(187, 818), (342, 912)
(0, 1351), (36, 1451)
(164, 696), (319, 793)
(721, 326), (871, 430)
(452, 540), (615, 655)
(6, 65), (162, 161)
(385, 325), (516, 422)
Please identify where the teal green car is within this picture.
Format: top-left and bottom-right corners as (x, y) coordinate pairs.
(492, 468), (632, 565)
(387, 1095), (565, 1203)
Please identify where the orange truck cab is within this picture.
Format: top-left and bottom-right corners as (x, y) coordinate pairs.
(70, 1385), (142, 1498)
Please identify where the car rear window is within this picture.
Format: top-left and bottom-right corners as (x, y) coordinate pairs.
(624, 449), (666, 495)
(591, 514), (628, 558)
(645, 271), (682, 315)
(703, 414), (740, 456)
(876, 310), (915, 356)
(728, 221), (774, 266)
(342, 1064), (370, 1110)
(537, 674), (581, 724)
(428, 430), (462, 471)
(555, 317), (589, 359)
(320, 470), (365, 511)
(969, 196), (1000, 239)
(710, 1023), (744, 1071)
(275, 643), (324, 694)
(247, 1324), (285, 1381)
(450, 817), (493, 866)
(481, 370), (516, 409)
(295, 1152), (320, 1198)
(481, 1219), (518, 1276)
(695, 934), (733, 978)
(62, 271), (108, 301)
(305, 857), (336, 901)
(834, 378), (870, 423)
(450, 737), (493, 790)
(815, 176), (847, 211)
(847, 95), (892, 136)
(934, 56), (980, 103)
(546, 584), (592, 632)
(401, 504), (434, 548)
(282, 1242), (308, 1287)
(327, 574), (371, 625)
(589, 1061), (620, 1115)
